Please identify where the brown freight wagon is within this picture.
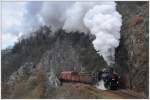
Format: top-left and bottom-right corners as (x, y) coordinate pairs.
(58, 71), (94, 84)
(71, 72), (80, 82)
(59, 71), (72, 81)
(79, 73), (93, 84)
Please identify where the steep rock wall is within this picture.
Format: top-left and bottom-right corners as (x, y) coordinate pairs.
(116, 2), (149, 97)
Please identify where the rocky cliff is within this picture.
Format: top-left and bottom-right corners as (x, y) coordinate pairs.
(116, 1), (149, 97)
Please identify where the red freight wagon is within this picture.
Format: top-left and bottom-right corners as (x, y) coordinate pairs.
(58, 71), (93, 83)
(59, 71), (80, 82)
(71, 72), (80, 82)
(59, 71), (72, 81)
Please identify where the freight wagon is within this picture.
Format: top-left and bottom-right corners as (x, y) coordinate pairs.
(58, 71), (95, 84)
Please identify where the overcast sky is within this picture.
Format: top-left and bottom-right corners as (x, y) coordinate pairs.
(1, 1), (73, 49)
(2, 2), (27, 49)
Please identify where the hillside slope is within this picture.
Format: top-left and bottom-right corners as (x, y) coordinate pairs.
(1, 28), (107, 98)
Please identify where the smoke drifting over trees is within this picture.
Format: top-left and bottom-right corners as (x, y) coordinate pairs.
(4, 1), (122, 65)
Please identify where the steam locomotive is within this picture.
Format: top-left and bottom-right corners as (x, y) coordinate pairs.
(58, 67), (120, 90)
(97, 67), (120, 90)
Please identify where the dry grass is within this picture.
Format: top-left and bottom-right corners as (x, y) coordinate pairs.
(1, 83), (11, 98)
(30, 68), (47, 98)
(6, 68), (48, 99)
(31, 84), (45, 98)
(47, 83), (103, 99)
(11, 80), (28, 98)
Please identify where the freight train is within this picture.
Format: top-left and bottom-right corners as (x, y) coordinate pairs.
(58, 67), (120, 90)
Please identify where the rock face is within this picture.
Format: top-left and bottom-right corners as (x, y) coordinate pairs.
(38, 41), (81, 73)
(7, 63), (35, 85)
(47, 71), (60, 87)
(116, 2), (149, 98)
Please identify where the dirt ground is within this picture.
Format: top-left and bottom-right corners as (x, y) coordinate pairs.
(48, 82), (146, 99)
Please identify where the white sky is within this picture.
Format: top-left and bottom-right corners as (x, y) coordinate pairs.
(2, 2), (27, 49)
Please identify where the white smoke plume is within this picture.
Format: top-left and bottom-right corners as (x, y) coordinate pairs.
(40, 2), (73, 32)
(63, 2), (95, 33)
(10, 1), (122, 65)
(83, 2), (122, 65)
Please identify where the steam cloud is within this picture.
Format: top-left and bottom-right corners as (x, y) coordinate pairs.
(96, 80), (107, 90)
(20, 1), (122, 65)
(83, 3), (122, 65)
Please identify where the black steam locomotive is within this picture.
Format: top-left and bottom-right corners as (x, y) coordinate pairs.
(95, 67), (120, 90)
